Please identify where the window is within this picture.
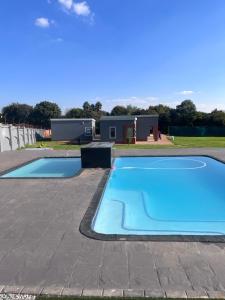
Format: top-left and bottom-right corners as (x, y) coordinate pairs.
(85, 127), (92, 136)
(109, 127), (116, 139)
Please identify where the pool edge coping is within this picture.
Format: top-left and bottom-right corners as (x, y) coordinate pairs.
(79, 154), (225, 242)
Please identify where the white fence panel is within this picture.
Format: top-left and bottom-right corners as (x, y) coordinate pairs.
(0, 124), (44, 152)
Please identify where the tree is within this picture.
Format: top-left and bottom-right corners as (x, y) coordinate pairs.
(79, 101), (105, 120)
(65, 108), (83, 118)
(2, 103), (33, 124)
(30, 101), (61, 128)
(95, 101), (102, 112)
(210, 109), (225, 126)
(175, 100), (197, 126)
(194, 111), (209, 126)
(148, 104), (172, 133)
(111, 105), (128, 116)
(83, 101), (91, 111)
(126, 105), (139, 115)
(82, 101), (92, 118)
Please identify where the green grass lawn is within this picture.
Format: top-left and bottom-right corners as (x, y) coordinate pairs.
(24, 136), (225, 150)
(25, 140), (81, 150)
(173, 136), (225, 148)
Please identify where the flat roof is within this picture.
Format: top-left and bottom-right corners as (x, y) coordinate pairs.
(100, 114), (158, 121)
(100, 116), (136, 121)
(51, 118), (95, 122)
(136, 114), (159, 118)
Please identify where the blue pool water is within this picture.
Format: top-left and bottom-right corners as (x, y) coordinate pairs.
(92, 156), (225, 236)
(1, 158), (81, 178)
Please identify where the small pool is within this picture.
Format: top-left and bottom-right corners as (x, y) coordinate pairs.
(91, 156), (225, 240)
(1, 157), (81, 178)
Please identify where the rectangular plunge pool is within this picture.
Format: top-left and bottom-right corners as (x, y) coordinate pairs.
(1, 157), (81, 178)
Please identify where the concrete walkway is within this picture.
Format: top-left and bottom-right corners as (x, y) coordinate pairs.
(0, 149), (225, 298)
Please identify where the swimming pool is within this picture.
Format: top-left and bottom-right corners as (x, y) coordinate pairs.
(90, 156), (225, 240)
(1, 157), (81, 178)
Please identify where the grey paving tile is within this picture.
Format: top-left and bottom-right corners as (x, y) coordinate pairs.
(127, 243), (161, 290)
(41, 286), (64, 295)
(156, 266), (192, 291)
(103, 289), (123, 297)
(3, 286), (24, 294)
(165, 289), (187, 298)
(62, 288), (82, 296)
(123, 289), (145, 297)
(180, 256), (222, 291)
(99, 242), (129, 288)
(82, 289), (103, 297)
(0, 251), (27, 283)
(186, 289), (208, 298)
(207, 290), (225, 299)
(21, 287), (43, 295)
(145, 289), (166, 298)
(0, 294), (36, 300)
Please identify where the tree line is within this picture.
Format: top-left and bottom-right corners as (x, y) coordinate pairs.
(1, 100), (225, 132)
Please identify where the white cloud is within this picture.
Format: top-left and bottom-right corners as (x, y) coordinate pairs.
(178, 90), (195, 96)
(35, 17), (50, 28)
(73, 1), (90, 16)
(58, 0), (92, 18)
(58, 0), (73, 10)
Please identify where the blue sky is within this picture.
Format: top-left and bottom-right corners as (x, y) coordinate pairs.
(0, 0), (225, 113)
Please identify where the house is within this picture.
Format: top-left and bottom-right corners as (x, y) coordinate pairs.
(100, 115), (159, 144)
(51, 118), (95, 143)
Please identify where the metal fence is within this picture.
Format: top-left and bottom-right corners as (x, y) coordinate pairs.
(0, 123), (44, 152)
(168, 126), (225, 137)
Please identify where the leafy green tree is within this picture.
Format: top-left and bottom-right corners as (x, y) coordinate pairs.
(175, 100), (197, 126)
(65, 108), (83, 118)
(111, 105), (128, 116)
(95, 101), (102, 112)
(210, 109), (225, 126)
(194, 111), (209, 126)
(126, 105), (139, 115)
(130, 108), (147, 115)
(31, 101), (61, 128)
(147, 104), (171, 133)
(2, 103), (33, 124)
(82, 101), (92, 118)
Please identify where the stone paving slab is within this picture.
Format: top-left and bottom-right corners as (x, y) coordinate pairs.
(82, 289), (103, 297)
(145, 289), (166, 298)
(20, 288), (42, 296)
(2, 286), (225, 298)
(0, 295), (35, 300)
(186, 289), (208, 298)
(123, 289), (145, 297)
(0, 149), (225, 298)
(165, 290), (187, 298)
(62, 288), (82, 296)
(103, 289), (123, 297)
(2, 288), (24, 295)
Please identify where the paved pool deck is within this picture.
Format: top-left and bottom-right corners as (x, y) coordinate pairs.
(0, 148), (225, 298)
